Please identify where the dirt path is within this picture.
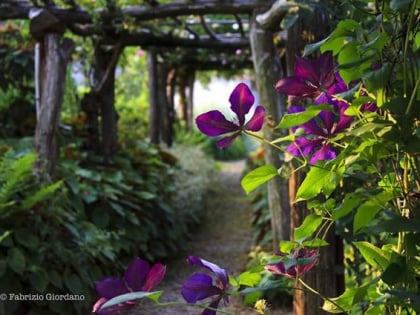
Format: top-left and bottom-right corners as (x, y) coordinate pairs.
(125, 160), (290, 315)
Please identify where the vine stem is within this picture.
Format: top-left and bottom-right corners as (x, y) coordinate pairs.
(243, 130), (308, 166)
(298, 278), (347, 314)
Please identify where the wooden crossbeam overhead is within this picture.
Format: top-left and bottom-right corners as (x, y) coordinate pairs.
(0, 1), (257, 23)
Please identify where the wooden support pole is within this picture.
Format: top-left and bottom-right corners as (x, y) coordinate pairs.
(250, 7), (290, 248)
(34, 33), (73, 180)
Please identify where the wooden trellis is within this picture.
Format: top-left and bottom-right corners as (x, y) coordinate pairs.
(0, 1), (344, 314)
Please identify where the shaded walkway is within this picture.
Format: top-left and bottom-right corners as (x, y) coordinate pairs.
(126, 160), (290, 315)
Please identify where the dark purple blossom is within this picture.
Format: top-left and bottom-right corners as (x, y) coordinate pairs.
(93, 257), (166, 315)
(286, 101), (352, 165)
(265, 248), (318, 279)
(275, 52), (336, 99)
(182, 256), (229, 315)
(195, 82), (265, 148)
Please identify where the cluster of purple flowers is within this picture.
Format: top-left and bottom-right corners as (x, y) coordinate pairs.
(95, 52), (376, 315)
(276, 52), (377, 164)
(196, 52), (376, 165)
(93, 251), (318, 315)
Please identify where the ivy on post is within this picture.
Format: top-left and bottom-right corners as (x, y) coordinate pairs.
(281, 5), (345, 315)
(30, 8), (74, 180)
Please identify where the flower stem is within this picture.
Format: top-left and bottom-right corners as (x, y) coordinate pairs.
(298, 278), (347, 314)
(243, 130), (307, 166)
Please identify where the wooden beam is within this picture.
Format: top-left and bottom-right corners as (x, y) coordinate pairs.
(99, 32), (250, 49)
(255, 0), (297, 30)
(0, 1), (257, 23)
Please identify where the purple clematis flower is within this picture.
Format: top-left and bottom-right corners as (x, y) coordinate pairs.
(265, 248), (318, 279)
(195, 82), (265, 148)
(93, 257), (166, 315)
(286, 101), (352, 165)
(275, 52), (336, 99)
(182, 256), (229, 315)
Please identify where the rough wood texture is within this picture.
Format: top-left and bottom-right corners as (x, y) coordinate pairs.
(256, 0), (297, 30)
(250, 8), (290, 249)
(148, 49), (160, 144)
(1, 1), (256, 23)
(93, 43), (120, 160)
(34, 33), (73, 179)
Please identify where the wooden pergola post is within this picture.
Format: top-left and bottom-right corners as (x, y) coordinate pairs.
(250, 5), (290, 249)
(31, 9), (73, 180)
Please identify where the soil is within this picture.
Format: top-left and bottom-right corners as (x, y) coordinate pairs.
(124, 160), (292, 315)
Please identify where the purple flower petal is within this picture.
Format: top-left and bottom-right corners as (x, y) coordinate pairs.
(95, 277), (127, 300)
(196, 110), (239, 136)
(319, 110), (336, 132)
(216, 132), (240, 148)
(124, 257), (150, 291)
(229, 83), (255, 126)
(93, 297), (108, 313)
(142, 263), (166, 291)
(317, 52), (335, 89)
(295, 56), (319, 84)
(334, 111), (353, 133)
(181, 273), (223, 303)
(244, 106), (265, 131)
(287, 138), (320, 157)
(310, 144), (336, 164)
(275, 77), (318, 97)
(187, 256), (228, 288)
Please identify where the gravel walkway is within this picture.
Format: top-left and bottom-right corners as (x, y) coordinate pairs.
(124, 160), (291, 315)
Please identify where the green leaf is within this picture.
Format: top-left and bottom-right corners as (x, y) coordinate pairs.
(23, 180), (62, 209)
(237, 271), (261, 287)
(49, 270), (63, 289)
(303, 36), (330, 56)
(7, 247), (26, 274)
(333, 193), (362, 220)
(390, 0), (412, 11)
(0, 260), (6, 277)
(64, 273), (83, 295)
(322, 285), (370, 313)
(353, 241), (390, 269)
(241, 165), (278, 194)
(14, 229), (39, 249)
(302, 238), (329, 248)
(279, 240), (298, 253)
(294, 214), (323, 241)
(276, 104), (333, 128)
(0, 230), (12, 244)
(296, 166), (344, 201)
(353, 190), (395, 232)
(29, 267), (49, 293)
(100, 291), (163, 310)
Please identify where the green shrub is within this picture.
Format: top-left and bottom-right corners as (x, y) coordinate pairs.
(0, 150), (108, 315)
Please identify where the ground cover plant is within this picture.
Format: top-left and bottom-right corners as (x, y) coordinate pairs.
(92, 1), (420, 314)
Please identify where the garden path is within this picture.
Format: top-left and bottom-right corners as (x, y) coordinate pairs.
(126, 160), (291, 315)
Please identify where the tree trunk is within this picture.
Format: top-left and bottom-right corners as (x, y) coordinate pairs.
(34, 33), (73, 180)
(166, 68), (177, 146)
(93, 43), (120, 161)
(250, 8), (290, 249)
(156, 62), (171, 146)
(148, 49), (160, 144)
(186, 70), (195, 132)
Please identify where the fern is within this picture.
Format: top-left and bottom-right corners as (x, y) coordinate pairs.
(0, 151), (36, 207)
(22, 180), (63, 209)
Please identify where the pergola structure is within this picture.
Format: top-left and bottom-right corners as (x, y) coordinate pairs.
(0, 1), (343, 314)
